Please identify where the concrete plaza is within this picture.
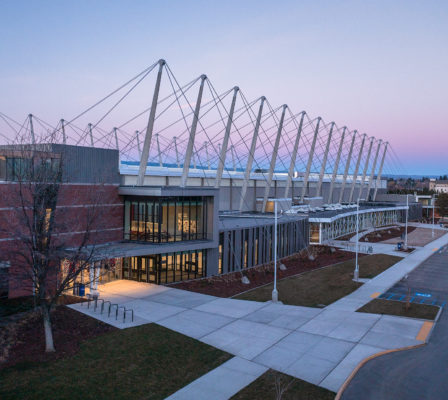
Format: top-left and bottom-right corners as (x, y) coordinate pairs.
(69, 232), (448, 398)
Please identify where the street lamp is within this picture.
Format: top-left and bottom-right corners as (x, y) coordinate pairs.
(432, 194), (435, 238)
(404, 194), (409, 249)
(354, 197), (361, 282)
(272, 200), (279, 303)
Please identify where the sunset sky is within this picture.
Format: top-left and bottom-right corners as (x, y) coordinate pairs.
(1, 0), (447, 175)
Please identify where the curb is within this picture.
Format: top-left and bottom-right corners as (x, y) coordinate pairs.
(334, 343), (426, 400)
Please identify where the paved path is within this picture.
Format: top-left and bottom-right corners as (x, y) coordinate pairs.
(166, 357), (268, 400)
(68, 233), (448, 398)
(332, 240), (407, 257)
(342, 244), (448, 400)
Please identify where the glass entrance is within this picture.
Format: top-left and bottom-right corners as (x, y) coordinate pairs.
(123, 250), (207, 284)
(125, 256), (158, 283)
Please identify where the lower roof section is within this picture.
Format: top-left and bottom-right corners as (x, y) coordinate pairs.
(118, 185), (218, 197)
(82, 239), (217, 261)
(219, 213), (307, 231)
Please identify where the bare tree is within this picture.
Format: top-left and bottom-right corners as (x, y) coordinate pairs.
(272, 371), (294, 400)
(1, 135), (113, 352)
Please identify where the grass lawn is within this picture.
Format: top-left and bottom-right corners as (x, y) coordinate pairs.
(0, 322), (231, 400)
(357, 299), (440, 320)
(231, 370), (335, 400)
(234, 254), (401, 307)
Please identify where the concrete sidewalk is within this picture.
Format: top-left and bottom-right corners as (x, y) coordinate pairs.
(328, 232), (448, 313)
(166, 357), (268, 400)
(69, 232), (448, 397)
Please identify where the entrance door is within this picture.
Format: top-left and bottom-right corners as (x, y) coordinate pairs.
(147, 255), (157, 283)
(124, 256), (158, 283)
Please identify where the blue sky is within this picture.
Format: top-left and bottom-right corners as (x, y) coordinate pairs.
(1, 0), (447, 175)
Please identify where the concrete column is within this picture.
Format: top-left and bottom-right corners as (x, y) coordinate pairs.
(181, 75), (207, 187)
(373, 142), (388, 200)
(88, 123), (94, 147)
(230, 145), (236, 171)
(89, 262), (95, 290)
(173, 136), (180, 167)
(114, 127), (119, 151)
(239, 97), (265, 212)
(338, 131), (357, 203)
(28, 114), (35, 145)
(155, 133), (162, 166)
(366, 139), (382, 200)
(60, 119), (66, 145)
(113, 127), (120, 170)
(262, 104), (287, 212)
(215, 87), (239, 187)
(284, 112), (305, 199)
(316, 122), (335, 198)
(136, 130), (142, 157)
(300, 117), (321, 201)
(205, 142), (210, 169)
(348, 134), (366, 203)
(137, 59), (165, 186)
(328, 126), (346, 203)
(358, 137), (374, 200)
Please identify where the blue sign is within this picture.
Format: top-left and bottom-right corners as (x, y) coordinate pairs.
(415, 292), (432, 298)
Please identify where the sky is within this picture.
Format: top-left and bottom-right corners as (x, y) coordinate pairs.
(0, 0), (447, 175)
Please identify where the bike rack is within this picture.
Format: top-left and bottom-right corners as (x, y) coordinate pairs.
(123, 308), (134, 323)
(116, 306), (126, 320)
(86, 294), (93, 309)
(109, 303), (118, 318)
(95, 298), (104, 312)
(101, 300), (111, 315)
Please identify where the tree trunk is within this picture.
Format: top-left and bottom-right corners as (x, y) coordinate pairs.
(42, 305), (55, 352)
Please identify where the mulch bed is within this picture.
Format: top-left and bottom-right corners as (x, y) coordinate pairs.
(0, 306), (116, 369)
(170, 246), (362, 298)
(360, 226), (417, 243)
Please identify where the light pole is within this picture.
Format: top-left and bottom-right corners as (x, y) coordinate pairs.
(432, 194), (435, 238)
(272, 201), (279, 302)
(354, 197), (360, 282)
(404, 194), (409, 249)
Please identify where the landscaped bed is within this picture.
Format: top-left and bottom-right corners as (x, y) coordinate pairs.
(0, 294), (84, 318)
(231, 369), (335, 400)
(357, 298), (440, 320)
(360, 226), (416, 243)
(170, 245), (360, 298)
(0, 307), (231, 400)
(234, 254), (402, 307)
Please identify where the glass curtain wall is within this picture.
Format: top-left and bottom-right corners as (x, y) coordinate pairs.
(122, 250), (206, 284)
(124, 196), (208, 242)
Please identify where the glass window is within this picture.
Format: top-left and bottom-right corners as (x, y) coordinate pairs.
(124, 196), (208, 243)
(0, 156), (6, 181)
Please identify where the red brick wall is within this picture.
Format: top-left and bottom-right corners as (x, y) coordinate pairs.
(0, 182), (123, 298)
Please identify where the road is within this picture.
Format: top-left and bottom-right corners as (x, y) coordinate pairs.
(342, 245), (448, 400)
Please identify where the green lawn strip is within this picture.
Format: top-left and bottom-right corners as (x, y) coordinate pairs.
(230, 369), (335, 400)
(357, 298), (439, 320)
(234, 254), (402, 307)
(0, 323), (231, 400)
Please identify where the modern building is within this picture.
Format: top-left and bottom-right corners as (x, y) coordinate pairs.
(432, 180), (448, 194)
(0, 141), (419, 299)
